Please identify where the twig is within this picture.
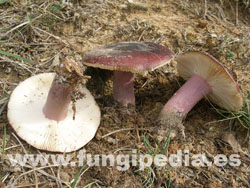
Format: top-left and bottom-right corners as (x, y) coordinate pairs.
(32, 26), (69, 47)
(14, 182), (46, 188)
(235, 0), (239, 25)
(0, 56), (34, 74)
(101, 128), (148, 139)
(74, 166), (91, 188)
(3, 21), (29, 37)
(138, 30), (145, 41)
(37, 47), (66, 67)
(10, 134), (39, 188)
(1, 172), (10, 182)
(4, 145), (20, 151)
(204, 0), (207, 18)
(1, 15), (43, 38)
(37, 150), (61, 188)
(34, 170), (39, 188)
(6, 163), (68, 188)
(57, 159), (63, 188)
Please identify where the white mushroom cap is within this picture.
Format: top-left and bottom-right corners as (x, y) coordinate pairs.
(176, 51), (243, 111)
(8, 73), (101, 152)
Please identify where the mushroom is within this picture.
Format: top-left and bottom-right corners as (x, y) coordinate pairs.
(83, 41), (173, 106)
(158, 51), (243, 138)
(7, 59), (101, 152)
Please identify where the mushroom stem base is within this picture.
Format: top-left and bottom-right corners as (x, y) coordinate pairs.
(113, 71), (135, 106)
(161, 74), (212, 118)
(43, 77), (72, 122)
(157, 112), (185, 139)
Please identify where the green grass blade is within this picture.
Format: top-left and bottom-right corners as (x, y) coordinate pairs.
(0, 50), (32, 63)
(71, 165), (86, 188)
(82, 180), (97, 188)
(209, 93), (250, 130)
(161, 121), (171, 154)
(143, 134), (154, 155)
(0, 0), (9, 5)
(0, 97), (9, 106)
(142, 168), (153, 187)
(166, 165), (171, 188)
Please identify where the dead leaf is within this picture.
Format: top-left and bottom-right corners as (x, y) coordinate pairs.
(51, 54), (60, 67)
(222, 132), (243, 153)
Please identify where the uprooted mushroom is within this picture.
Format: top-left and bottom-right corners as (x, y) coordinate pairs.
(8, 57), (101, 152)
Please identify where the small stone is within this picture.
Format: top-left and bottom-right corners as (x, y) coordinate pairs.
(107, 136), (117, 144)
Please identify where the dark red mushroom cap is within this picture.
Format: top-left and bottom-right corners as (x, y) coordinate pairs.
(83, 41), (173, 75)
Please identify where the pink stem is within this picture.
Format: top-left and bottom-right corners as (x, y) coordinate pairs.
(43, 78), (72, 122)
(161, 74), (212, 118)
(113, 71), (135, 106)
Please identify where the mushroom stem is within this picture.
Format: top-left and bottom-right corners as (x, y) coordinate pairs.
(43, 77), (72, 122)
(160, 74), (212, 118)
(113, 71), (135, 106)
